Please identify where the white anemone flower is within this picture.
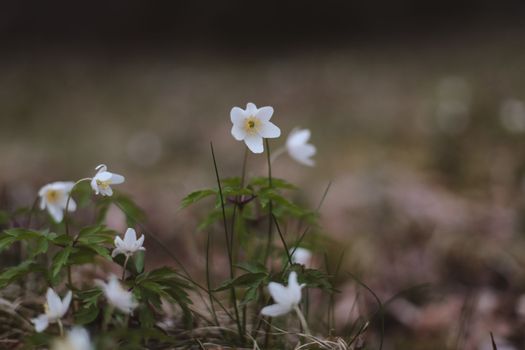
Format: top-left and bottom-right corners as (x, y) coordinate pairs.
(290, 247), (312, 267)
(286, 128), (316, 166)
(112, 228), (145, 258)
(261, 271), (305, 317)
(31, 288), (72, 332)
(38, 182), (76, 222)
(52, 327), (93, 350)
(90, 164), (125, 196)
(230, 102), (281, 154)
(96, 275), (137, 314)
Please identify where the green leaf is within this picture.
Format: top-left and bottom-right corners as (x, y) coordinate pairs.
(236, 262), (268, 274)
(75, 304), (100, 325)
(52, 246), (72, 278)
(250, 177), (298, 190)
(213, 272), (267, 292)
(134, 250), (145, 274)
(181, 189), (216, 208)
(0, 260), (42, 289)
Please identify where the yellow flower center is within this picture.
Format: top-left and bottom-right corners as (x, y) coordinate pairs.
(96, 179), (110, 190)
(45, 190), (60, 204)
(44, 302), (50, 314)
(244, 116), (261, 134)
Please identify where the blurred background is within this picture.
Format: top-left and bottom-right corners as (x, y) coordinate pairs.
(2, 1), (525, 348)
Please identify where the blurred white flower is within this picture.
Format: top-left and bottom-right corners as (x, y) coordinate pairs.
(38, 182), (76, 222)
(96, 275), (137, 314)
(31, 288), (72, 332)
(261, 271), (304, 317)
(90, 164), (125, 196)
(500, 99), (525, 133)
(290, 247), (312, 266)
(112, 228), (145, 258)
(286, 128), (316, 166)
(52, 327), (93, 350)
(230, 102), (281, 153)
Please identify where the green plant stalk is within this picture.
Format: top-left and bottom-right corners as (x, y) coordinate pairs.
(102, 305), (114, 332)
(122, 255), (130, 281)
(210, 142), (244, 343)
(63, 177), (90, 311)
(263, 139), (274, 267)
(294, 305), (311, 336)
(57, 319), (64, 337)
(205, 225), (220, 327)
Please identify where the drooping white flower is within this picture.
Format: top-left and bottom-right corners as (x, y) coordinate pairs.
(286, 128), (316, 166)
(90, 164), (125, 196)
(230, 102), (281, 154)
(38, 182), (76, 222)
(31, 288), (72, 332)
(52, 327), (93, 350)
(112, 228), (145, 258)
(261, 271), (305, 317)
(96, 275), (137, 314)
(290, 247), (312, 267)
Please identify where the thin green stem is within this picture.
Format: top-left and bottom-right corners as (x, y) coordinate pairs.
(102, 305), (114, 332)
(210, 142), (244, 344)
(122, 255), (130, 281)
(294, 305), (311, 336)
(272, 215), (292, 266)
(205, 226), (219, 326)
(263, 139), (273, 267)
(57, 319), (64, 336)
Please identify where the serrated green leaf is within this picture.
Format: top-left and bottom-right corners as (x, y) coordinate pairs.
(213, 272), (267, 292)
(52, 246), (72, 278)
(181, 189), (216, 208)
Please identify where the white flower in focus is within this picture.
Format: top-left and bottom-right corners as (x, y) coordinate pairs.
(112, 228), (145, 258)
(286, 128), (316, 166)
(230, 102), (281, 153)
(261, 271), (305, 317)
(38, 182), (76, 222)
(290, 247), (312, 266)
(96, 275), (137, 314)
(52, 327), (93, 350)
(31, 288), (72, 332)
(90, 164), (125, 196)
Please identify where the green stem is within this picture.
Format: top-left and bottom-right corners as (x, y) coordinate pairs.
(294, 305), (311, 336)
(63, 177), (91, 311)
(263, 139), (273, 267)
(122, 255), (130, 281)
(210, 142), (244, 344)
(102, 305), (114, 332)
(57, 319), (64, 336)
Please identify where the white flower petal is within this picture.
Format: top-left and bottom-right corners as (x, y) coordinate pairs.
(255, 106), (274, 121)
(47, 204), (64, 223)
(60, 291), (72, 317)
(65, 198), (77, 212)
(244, 135), (264, 154)
(32, 314), (49, 332)
(268, 282), (294, 306)
(46, 288), (62, 315)
(124, 228), (137, 245)
(110, 173), (125, 185)
(287, 129), (311, 147)
(246, 102), (257, 115)
(90, 178), (99, 194)
(231, 125), (246, 141)
(230, 107), (246, 124)
(287, 272), (303, 304)
(261, 303), (292, 317)
(258, 121), (281, 138)
(111, 248), (123, 258)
